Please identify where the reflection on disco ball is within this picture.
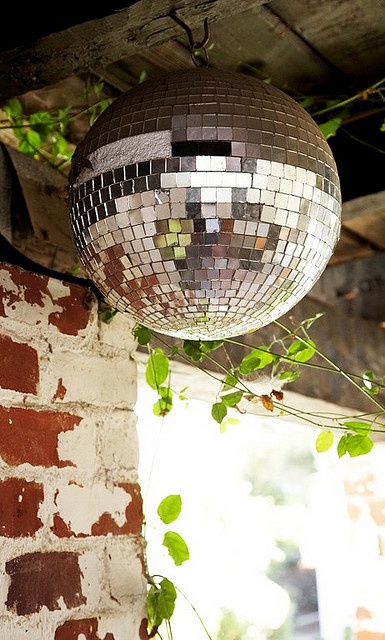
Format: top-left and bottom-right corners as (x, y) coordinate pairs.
(68, 69), (341, 340)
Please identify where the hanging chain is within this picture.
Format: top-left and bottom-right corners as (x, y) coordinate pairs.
(169, 10), (210, 67)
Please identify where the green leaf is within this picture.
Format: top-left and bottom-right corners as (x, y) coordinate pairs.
(139, 69), (148, 84)
(315, 429), (334, 452)
(362, 370), (381, 394)
(239, 347), (275, 374)
(162, 531), (190, 566)
(344, 433), (374, 457)
(178, 385), (188, 401)
(133, 324), (152, 345)
(182, 339), (223, 362)
(147, 577), (177, 628)
(278, 370), (300, 383)
(319, 116), (343, 139)
(182, 340), (206, 362)
(219, 416), (240, 433)
(153, 386), (173, 416)
(200, 339), (224, 352)
(212, 401), (227, 424)
(380, 119), (385, 132)
(220, 389), (244, 407)
(337, 434), (347, 458)
(298, 96), (315, 110)
(19, 129), (41, 156)
(157, 494), (182, 524)
(222, 371), (239, 390)
(146, 348), (169, 389)
(100, 305), (118, 324)
(342, 420), (372, 434)
(29, 111), (53, 139)
(52, 135), (70, 159)
(3, 97), (23, 118)
(286, 339), (316, 363)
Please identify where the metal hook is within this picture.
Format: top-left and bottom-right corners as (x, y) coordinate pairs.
(169, 10), (210, 67)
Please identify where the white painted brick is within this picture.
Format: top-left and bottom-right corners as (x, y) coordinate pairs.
(104, 538), (147, 603)
(98, 311), (137, 353)
(98, 611), (147, 640)
(99, 414), (139, 481)
(46, 350), (137, 408)
(0, 267), (99, 339)
(57, 418), (97, 472)
(54, 483), (132, 535)
(78, 549), (103, 607)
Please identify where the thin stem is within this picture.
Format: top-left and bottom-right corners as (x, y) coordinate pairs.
(224, 337), (385, 391)
(339, 126), (385, 154)
(174, 584), (214, 640)
(311, 76), (385, 117)
(274, 401), (384, 432)
(273, 320), (385, 412)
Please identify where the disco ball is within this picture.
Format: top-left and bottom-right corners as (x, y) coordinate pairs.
(68, 68), (341, 340)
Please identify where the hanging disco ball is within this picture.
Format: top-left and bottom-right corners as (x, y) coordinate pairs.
(68, 68), (341, 340)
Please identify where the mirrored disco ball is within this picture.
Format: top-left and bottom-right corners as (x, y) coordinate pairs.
(68, 68), (341, 340)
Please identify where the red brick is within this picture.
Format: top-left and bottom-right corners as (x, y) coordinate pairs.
(0, 263), (93, 335)
(91, 483), (143, 536)
(0, 478), (43, 537)
(0, 406), (81, 467)
(51, 483), (143, 538)
(0, 334), (39, 394)
(55, 618), (115, 640)
(53, 377), (67, 400)
(5, 551), (86, 615)
(47, 284), (93, 336)
(0, 264), (49, 314)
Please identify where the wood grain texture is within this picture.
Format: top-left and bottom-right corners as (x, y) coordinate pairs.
(269, 0), (385, 86)
(0, 0), (267, 101)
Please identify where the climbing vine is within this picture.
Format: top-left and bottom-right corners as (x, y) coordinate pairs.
(134, 309), (385, 638)
(134, 312), (385, 460)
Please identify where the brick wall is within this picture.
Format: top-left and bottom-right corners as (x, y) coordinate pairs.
(0, 262), (147, 639)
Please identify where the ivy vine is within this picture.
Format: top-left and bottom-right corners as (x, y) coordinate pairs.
(134, 313), (385, 460)
(134, 308), (385, 638)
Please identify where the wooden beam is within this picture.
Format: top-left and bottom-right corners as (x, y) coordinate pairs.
(341, 191), (385, 251)
(0, 144), (84, 275)
(269, 0), (385, 85)
(0, 0), (266, 101)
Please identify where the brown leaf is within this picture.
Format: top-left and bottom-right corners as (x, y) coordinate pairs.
(261, 394), (274, 412)
(233, 404), (246, 414)
(244, 393), (258, 403)
(272, 389), (284, 401)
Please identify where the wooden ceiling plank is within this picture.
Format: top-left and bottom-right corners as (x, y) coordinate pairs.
(205, 4), (335, 93)
(97, 40), (195, 93)
(269, 0), (385, 86)
(342, 191), (385, 250)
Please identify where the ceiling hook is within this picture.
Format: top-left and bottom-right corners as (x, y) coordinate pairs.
(169, 10), (210, 67)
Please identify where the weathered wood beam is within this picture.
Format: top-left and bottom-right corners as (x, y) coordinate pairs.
(0, 144), (84, 275)
(341, 191), (385, 251)
(0, 0), (267, 101)
(269, 0), (385, 85)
